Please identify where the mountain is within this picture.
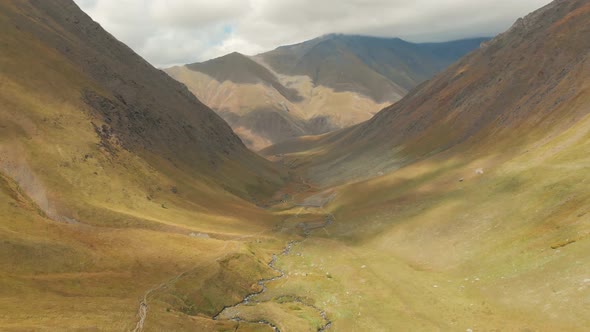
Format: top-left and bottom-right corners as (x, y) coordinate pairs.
(260, 34), (490, 102)
(187, 51), (303, 103)
(166, 52), (319, 151)
(4, 0), (590, 330)
(166, 36), (487, 149)
(255, 1), (590, 330)
(263, 0), (590, 187)
(0, 0), (289, 330)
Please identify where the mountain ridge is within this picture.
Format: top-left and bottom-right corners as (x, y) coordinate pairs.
(166, 34), (487, 149)
(186, 51), (303, 103)
(262, 0), (590, 187)
(258, 34), (490, 101)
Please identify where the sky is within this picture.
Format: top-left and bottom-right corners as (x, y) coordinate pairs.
(73, 0), (552, 68)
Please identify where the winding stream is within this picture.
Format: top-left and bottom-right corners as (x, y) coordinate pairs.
(132, 209), (335, 331)
(214, 238), (332, 331)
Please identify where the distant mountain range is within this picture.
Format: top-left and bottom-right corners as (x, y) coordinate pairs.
(166, 35), (489, 150)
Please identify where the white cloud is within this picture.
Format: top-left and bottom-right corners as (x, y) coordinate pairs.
(149, 0), (250, 28)
(74, 0), (553, 68)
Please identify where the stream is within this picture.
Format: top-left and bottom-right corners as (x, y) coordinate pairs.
(132, 213), (334, 331)
(214, 234), (333, 331)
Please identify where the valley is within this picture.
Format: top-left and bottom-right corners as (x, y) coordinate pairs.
(1, 0), (589, 331)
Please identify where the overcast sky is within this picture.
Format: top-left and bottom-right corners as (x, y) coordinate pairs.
(73, 0), (552, 68)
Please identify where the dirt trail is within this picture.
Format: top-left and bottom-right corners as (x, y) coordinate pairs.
(131, 230), (269, 332)
(132, 269), (188, 332)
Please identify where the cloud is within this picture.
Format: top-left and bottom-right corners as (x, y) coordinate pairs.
(149, 0), (251, 28)
(74, 0), (553, 68)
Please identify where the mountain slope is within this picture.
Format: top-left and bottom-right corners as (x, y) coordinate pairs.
(251, 1), (590, 330)
(0, 0), (289, 330)
(4, 0), (589, 330)
(187, 51), (303, 103)
(166, 36), (486, 150)
(264, 0), (590, 187)
(259, 34), (489, 102)
(166, 53), (322, 150)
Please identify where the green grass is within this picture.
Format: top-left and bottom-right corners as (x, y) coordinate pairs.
(223, 110), (590, 331)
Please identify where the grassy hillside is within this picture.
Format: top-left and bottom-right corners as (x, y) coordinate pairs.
(263, 0), (590, 188)
(3, 0), (589, 331)
(259, 122), (590, 330)
(240, 1), (590, 330)
(202, 109), (590, 330)
(0, 0), (291, 330)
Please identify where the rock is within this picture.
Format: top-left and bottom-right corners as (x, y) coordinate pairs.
(189, 232), (210, 239)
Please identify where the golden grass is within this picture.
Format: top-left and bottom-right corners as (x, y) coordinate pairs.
(222, 107), (590, 331)
(2, 1), (590, 331)
(0, 5), (290, 331)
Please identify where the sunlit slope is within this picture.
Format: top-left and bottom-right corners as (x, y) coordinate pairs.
(166, 52), (389, 150)
(213, 112), (590, 330)
(2, 0), (589, 330)
(288, 109), (590, 330)
(262, 0), (590, 187)
(0, 0), (288, 330)
(166, 63), (315, 151)
(246, 0), (590, 330)
(249, 2), (590, 330)
(167, 36), (485, 150)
